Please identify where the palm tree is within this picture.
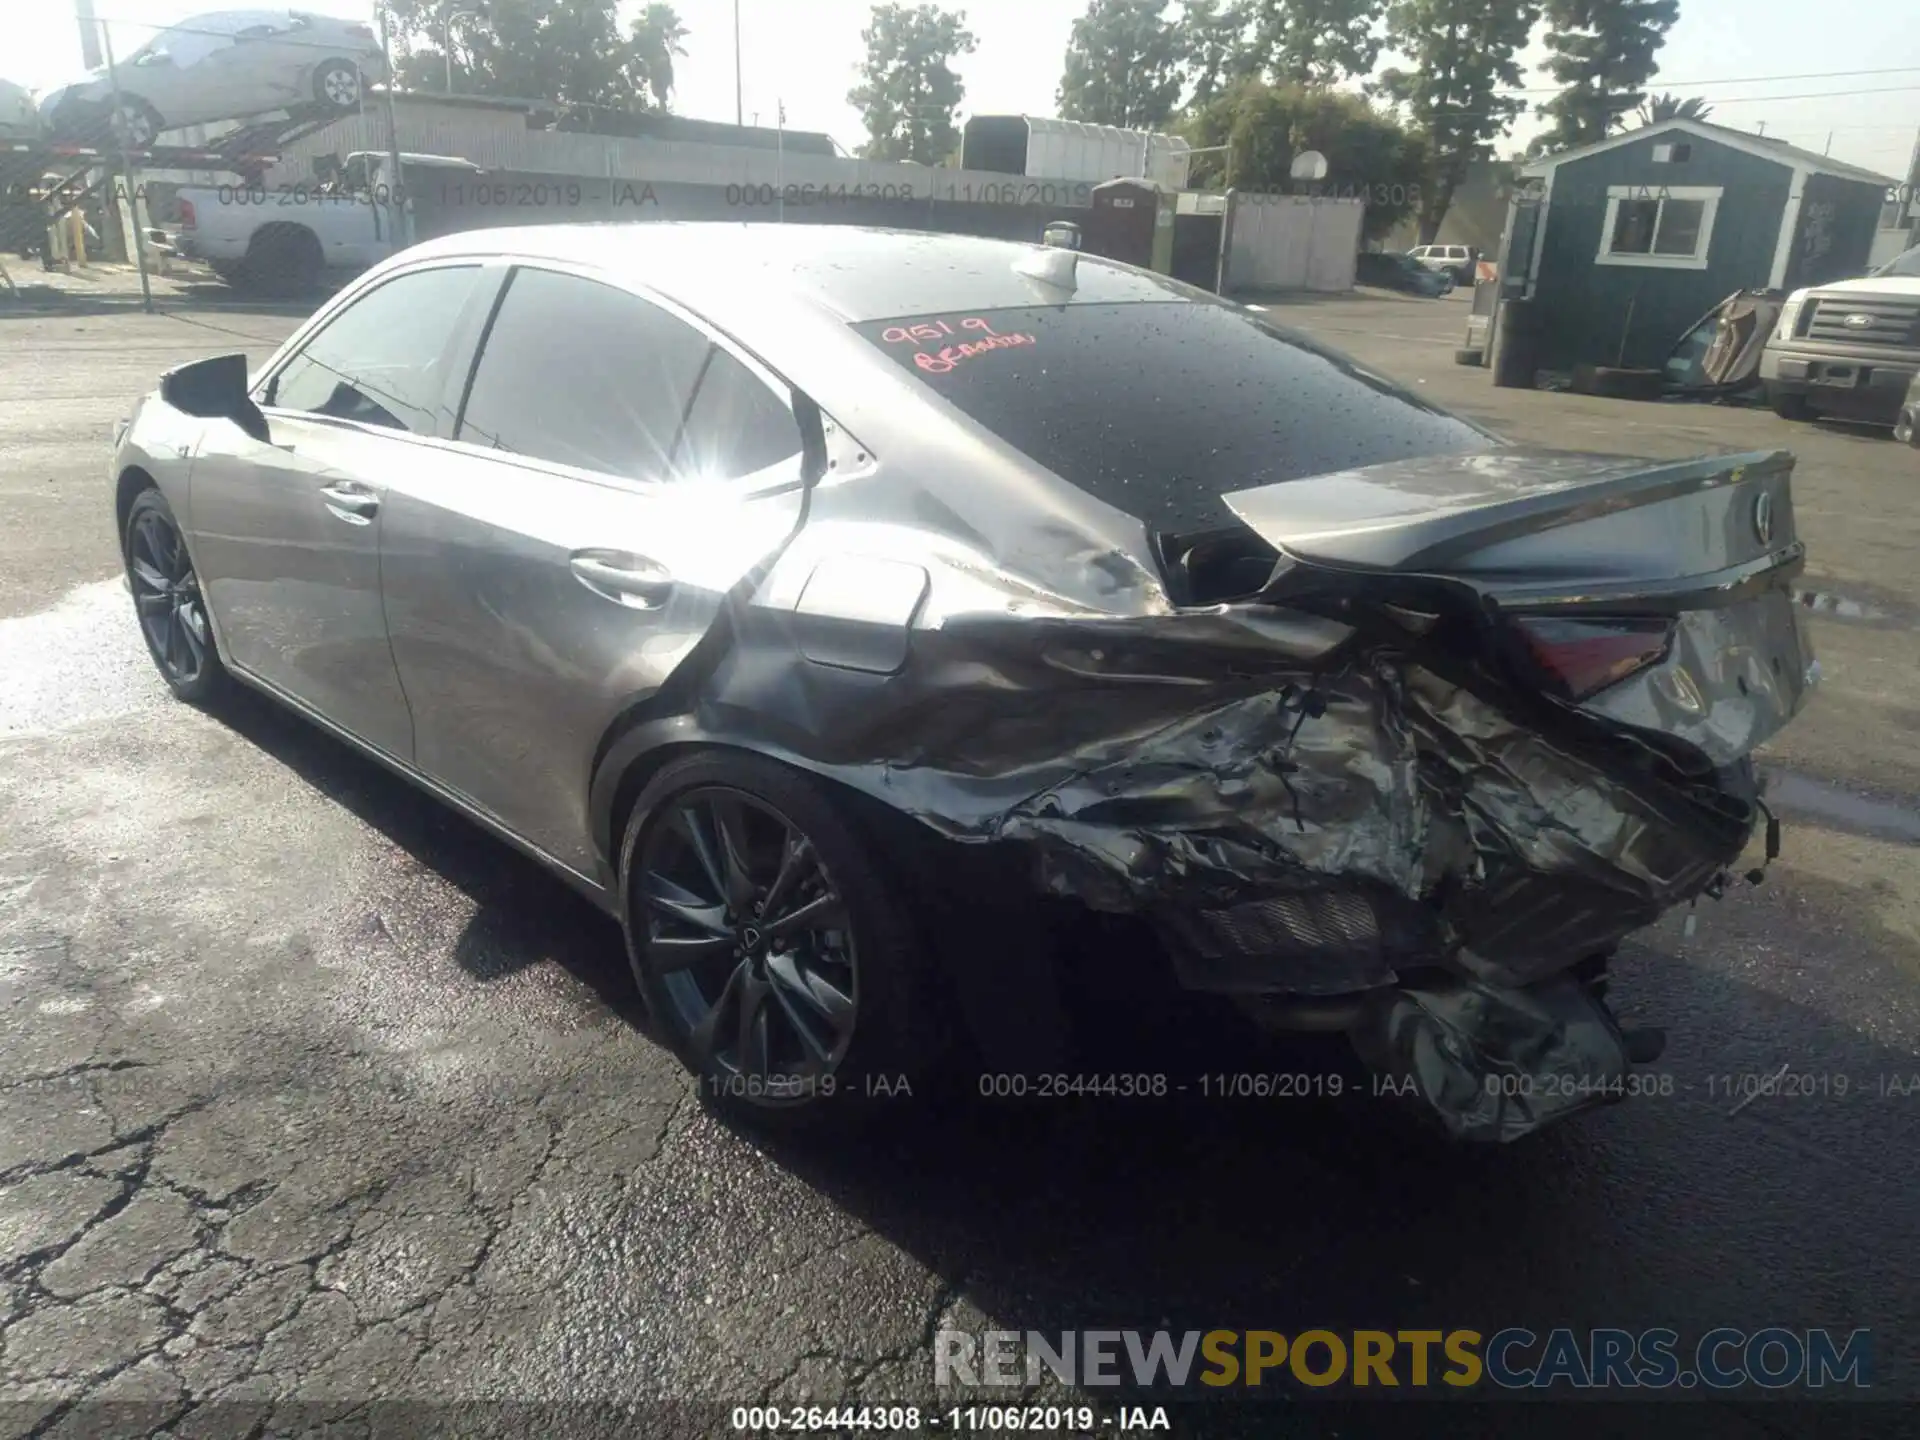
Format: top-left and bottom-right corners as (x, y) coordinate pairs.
(629, 4), (690, 109)
(1636, 92), (1713, 127)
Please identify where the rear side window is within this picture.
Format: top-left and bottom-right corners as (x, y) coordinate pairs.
(266, 264), (480, 433)
(457, 267), (711, 478)
(854, 301), (1493, 536)
(675, 347), (801, 481)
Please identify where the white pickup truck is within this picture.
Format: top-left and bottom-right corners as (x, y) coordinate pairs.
(1761, 243), (1920, 429)
(167, 150), (481, 292)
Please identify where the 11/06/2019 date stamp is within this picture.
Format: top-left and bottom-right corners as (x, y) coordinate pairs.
(731, 1404), (1166, 1432)
(968, 1069), (1920, 1104)
(687, 1068), (1920, 1105)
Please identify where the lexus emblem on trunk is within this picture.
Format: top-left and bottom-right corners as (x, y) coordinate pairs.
(1843, 313), (1875, 329)
(1754, 491), (1775, 546)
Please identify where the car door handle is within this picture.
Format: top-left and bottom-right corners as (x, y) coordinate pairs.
(570, 551), (675, 608)
(319, 482), (378, 524)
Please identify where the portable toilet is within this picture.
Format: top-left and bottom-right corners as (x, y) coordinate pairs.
(1084, 178), (1175, 273)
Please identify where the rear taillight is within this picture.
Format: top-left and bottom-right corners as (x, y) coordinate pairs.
(178, 198), (196, 230)
(1514, 616), (1676, 701)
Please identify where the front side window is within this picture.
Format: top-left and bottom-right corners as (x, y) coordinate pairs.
(457, 267), (792, 483)
(266, 264), (480, 433)
(1600, 186), (1719, 268)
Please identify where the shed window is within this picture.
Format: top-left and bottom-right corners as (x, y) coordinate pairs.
(1597, 185), (1720, 269)
(1652, 142), (1692, 164)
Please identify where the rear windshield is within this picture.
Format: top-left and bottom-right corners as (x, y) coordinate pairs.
(853, 300), (1494, 535)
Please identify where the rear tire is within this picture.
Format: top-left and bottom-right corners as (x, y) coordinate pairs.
(243, 224), (323, 295)
(619, 751), (942, 1131)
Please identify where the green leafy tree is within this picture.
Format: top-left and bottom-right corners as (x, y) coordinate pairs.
(378, 0), (686, 114)
(1378, 0), (1539, 242)
(1173, 0), (1257, 108)
(1536, 0), (1681, 151)
(1245, 0), (1384, 86)
(848, 3), (978, 163)
(1636, 91), (1711, 126)
(1057, 0), (1184, 129)
(1184, 80), (1430, 239)
(627, 4), (690, 109)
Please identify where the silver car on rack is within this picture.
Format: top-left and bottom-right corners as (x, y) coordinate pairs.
(109, 225), (1816, 1141)
(40, 9), (384, 147)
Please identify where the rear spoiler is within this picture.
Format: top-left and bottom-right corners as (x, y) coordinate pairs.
(1225, 447), (1803, 614)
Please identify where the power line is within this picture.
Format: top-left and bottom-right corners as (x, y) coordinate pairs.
(1686, 85), (1920, 106)
(1498, 65), (1920, 95)
(1432, 84), (1920, 119)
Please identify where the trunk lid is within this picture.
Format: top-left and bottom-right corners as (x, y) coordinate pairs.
(1222, 447), (1816, 765)
(1221, 446), (1797, 604)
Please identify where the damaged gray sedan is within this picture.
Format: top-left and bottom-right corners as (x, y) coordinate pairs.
(110, 225), (1816, 1141)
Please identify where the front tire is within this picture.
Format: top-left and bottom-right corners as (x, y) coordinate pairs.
(111, 97), (162, 148)
(124, 488), (226, 705)
(619, 752), (938, 1128)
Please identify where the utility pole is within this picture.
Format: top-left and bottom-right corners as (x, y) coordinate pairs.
(99, 22), (155, 311)
(733, 0), (744, 127)
(379, 7), (410, 249)
(74, 0), (103, 70)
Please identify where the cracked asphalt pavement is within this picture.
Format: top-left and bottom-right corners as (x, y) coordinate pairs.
(2, 297), (1919, 1438)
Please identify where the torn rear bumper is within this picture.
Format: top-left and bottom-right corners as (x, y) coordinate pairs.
(1350, 974), (1640, 1144)
(1003, 653), (1765, 997)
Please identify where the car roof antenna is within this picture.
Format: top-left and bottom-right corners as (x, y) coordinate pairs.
(1013, 247), (1077, 292)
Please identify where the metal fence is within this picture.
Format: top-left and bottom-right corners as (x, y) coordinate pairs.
(1221, 193), (1365, 294)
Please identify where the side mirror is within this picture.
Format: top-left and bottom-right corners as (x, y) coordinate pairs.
(160, 353), (270, 444)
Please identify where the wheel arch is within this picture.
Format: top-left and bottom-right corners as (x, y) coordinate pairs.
(590, 715), (892, 883)
(246, 220), (322, 259)
(114, 464), (158, 544)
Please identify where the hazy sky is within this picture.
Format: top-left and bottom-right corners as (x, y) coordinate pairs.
(14, 0), (1920, 180)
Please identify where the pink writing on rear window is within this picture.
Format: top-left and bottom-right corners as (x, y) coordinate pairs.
(911, 331), (1037, 374)
(880, 316), (1002, 346)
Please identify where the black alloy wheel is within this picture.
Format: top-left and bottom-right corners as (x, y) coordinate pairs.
(126, 490), (224, 703)
(640, 787), (857, 1093)
(621, 752), (938, 1123)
